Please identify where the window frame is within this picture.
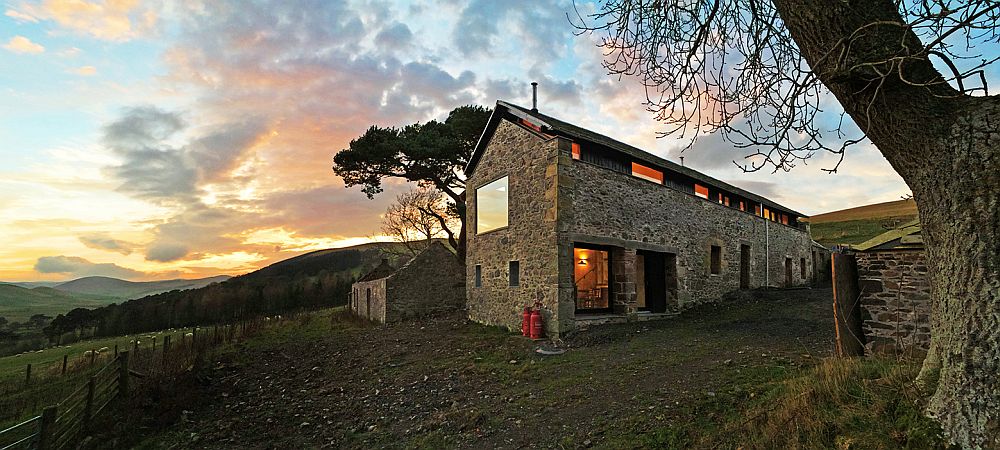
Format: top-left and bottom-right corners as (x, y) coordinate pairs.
(509, 260), (520, 287)
(474, 264), (482, 288)
(475, 176), (510, 234)
(710, 245), (722, 275)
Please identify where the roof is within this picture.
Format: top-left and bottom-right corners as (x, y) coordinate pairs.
(854, 219), (923, 252)
(357, 259), (396, 282)
(466, 100), (806, 217)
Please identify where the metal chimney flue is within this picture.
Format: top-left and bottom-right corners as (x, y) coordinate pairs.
(531, 82), (538, 112)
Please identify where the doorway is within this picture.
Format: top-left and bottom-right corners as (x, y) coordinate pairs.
(784, 258), (793, 287)
(637, 250), (677, 313)
(740, 244), (751, 289)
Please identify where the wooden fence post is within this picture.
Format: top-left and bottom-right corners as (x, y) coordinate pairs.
(38, 406), (57, 450)
(163, 335), (171, 353)
(90, 349), (96, 366)
(62, 355), (68, 375)
(832, 253), (865, 357)
(114, 344), (118, 358)
(84, 376), (95, 432)
(118, 351), (130, 400)
(25, 364), (31, 386)
(152, 336), (157, 353)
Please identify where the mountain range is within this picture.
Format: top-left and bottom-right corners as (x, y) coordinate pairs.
(0, 275), (230, 322)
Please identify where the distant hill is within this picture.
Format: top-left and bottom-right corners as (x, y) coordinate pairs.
(0, 284), (117, 322)
(53, 275), (230, 299)
(46, 241), (419, 338)
(808, 199), (919, 247)
(808, 199), (917, 224)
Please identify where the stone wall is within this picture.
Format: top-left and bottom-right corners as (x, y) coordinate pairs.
(351, 278), (387, 322)
(467, 117), (817, 337)
(856, 250), (931, 355)
(385, 242), (466, 322)
(560, 154), (816, 316)
(466, 120), (562, 335)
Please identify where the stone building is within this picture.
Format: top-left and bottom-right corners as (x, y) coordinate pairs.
(854, 220), (930, 355)
(350, 241), (465, 323)
(464, 101), (819, 337)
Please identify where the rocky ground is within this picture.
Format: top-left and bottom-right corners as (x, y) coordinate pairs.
(131, 288), (836, 449)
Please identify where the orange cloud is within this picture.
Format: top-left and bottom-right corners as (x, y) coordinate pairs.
(10, 0), (157, 41)
(71, 65), (97, 75)
(3, 35), (45, 54)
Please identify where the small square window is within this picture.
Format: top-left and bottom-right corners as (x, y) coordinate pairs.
(509, 261), (520, 287)
(571, 142), (581, 160)
(474, 265), (482, 287)
(710, 245), (722, 275)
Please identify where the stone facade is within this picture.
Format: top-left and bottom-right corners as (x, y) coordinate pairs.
(351, 242), (466, 323)
(466, 120), (562, 333)
(856, 250), (931, 355)
(466, 110), (818, 338)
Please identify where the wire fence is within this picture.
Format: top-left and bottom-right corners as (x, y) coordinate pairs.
(0, 314), (290, 449)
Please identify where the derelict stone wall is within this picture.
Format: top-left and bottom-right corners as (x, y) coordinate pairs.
(385, 243), (466, 322)
(856, 250), (931, 355)
(351, 278), (387, 323)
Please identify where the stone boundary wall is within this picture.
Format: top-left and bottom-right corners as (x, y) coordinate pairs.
(856, 250), (931, 355)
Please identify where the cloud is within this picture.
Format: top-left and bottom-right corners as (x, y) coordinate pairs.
(5, 9), (38, 22)
(102, 106), (267, 204)
(3, 35), (44, 54)
(71, 65), (97, 76)
(78, 234), (136, 255)
(9, 0), (158, 41)
(375, 22), (413, 49)
(34, 255), (144, 279)
(145, 243), (189, 262)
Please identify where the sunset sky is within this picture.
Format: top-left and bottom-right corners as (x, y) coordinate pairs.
(1, 0), (915, 282)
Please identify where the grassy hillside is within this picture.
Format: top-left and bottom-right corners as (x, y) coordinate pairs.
(809, 199), (919, 247)
(53, 275), (230, 299)
(0, 285), (117, 322)
(809, 199), (917, 223)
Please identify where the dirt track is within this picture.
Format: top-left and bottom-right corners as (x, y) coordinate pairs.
(137, 288), (835, 449)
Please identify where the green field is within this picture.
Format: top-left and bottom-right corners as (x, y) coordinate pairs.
(0, 284), (119, 322)
(808, 199), (919, 247)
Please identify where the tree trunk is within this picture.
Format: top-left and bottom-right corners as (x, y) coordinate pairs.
(772, 1), (1000, 446)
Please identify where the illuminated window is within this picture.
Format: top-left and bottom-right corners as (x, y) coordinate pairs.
(571, 142), (581, 160)
(520, 118), (542, 133)
(631, 162), (664, 184)
(476, 177), (508, 233)
(574, 247), (610, 311)
(763, 207), (771, 220)
(739, 201), (746, 211)
(781, 214), (789, 225)
(755, 204), (761, 215)
(710, 245), (722, 275)
(718, 193), (724, 204)
(695, 184), (709, 199)
(724, 197), (730, 207)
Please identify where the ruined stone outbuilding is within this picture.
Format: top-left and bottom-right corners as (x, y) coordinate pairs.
(464, 100), (821, 338)
(350, 241), (465, 323)
(854, 220), (930, 355)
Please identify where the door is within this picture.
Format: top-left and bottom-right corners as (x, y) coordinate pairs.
(784, 258), (793, 287)
(639, 250), (667, 313)
(740, 244), (751, 289)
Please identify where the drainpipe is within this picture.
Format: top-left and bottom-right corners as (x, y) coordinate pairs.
(765, 218), (770, 289)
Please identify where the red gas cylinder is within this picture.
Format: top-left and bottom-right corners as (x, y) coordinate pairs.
(529, 308), (544, 339)
(521, 307), (531, 336)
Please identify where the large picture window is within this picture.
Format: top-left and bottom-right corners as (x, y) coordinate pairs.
(476, 176), (508, 233)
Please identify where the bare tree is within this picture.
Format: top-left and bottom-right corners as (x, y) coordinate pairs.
(576, 1), (1000, 446)
(379, 186), (459, 257)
